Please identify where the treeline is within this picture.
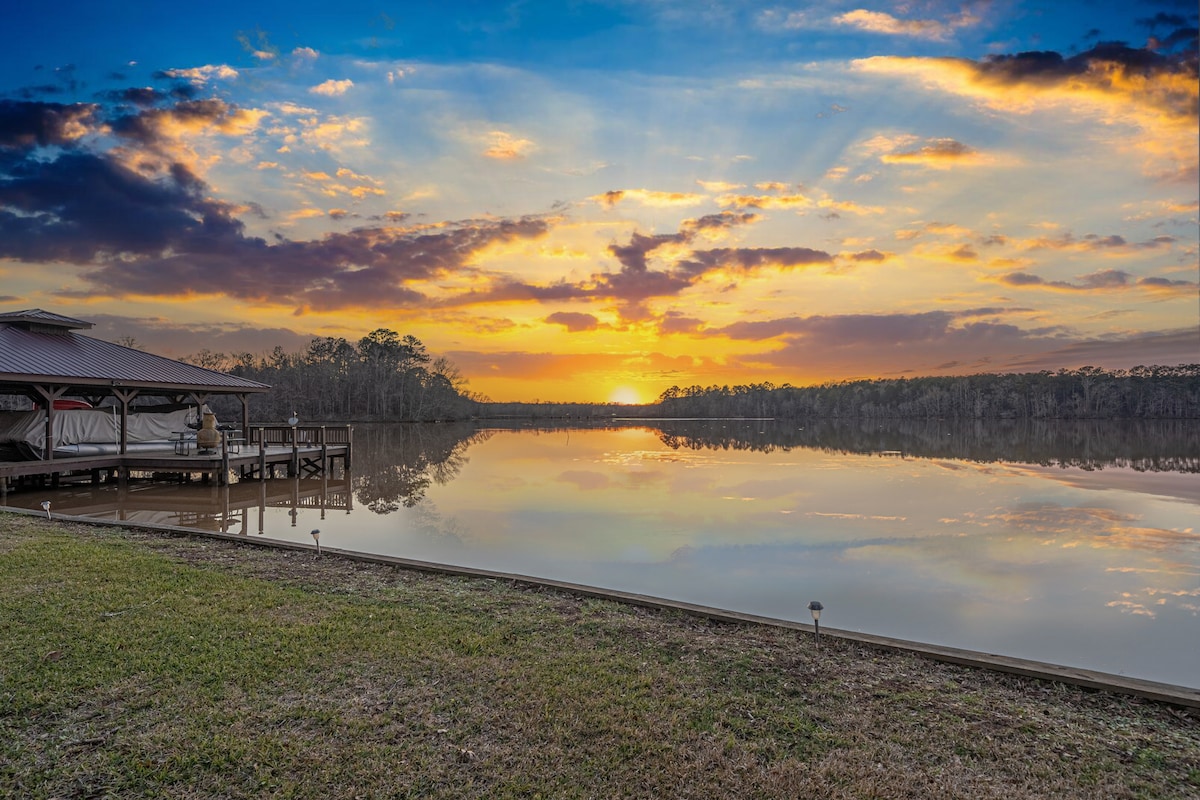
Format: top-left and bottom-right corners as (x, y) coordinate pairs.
(655, 366), (1200, 419)
(648, 417), (1200, 472)
(184, 329), (479, 423)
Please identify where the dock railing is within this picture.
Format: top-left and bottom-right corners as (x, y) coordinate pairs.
(249, 424), (353, 448)
(247, 424), (353, 476)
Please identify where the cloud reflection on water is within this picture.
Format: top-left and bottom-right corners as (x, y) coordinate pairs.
(405, 424), (1197, 686)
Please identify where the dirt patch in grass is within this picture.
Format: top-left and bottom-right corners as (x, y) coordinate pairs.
(2, 513), (1197, 799)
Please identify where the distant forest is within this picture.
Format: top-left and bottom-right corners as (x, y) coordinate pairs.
(187, 329), (480, 423)
(184, 330), (1200, 422)
(651, 365), (1200, 420)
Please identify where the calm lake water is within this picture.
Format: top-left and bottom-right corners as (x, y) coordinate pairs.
(5, 419), (1198, 688)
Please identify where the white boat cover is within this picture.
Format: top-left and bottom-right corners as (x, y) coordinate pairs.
(0, 406), (211, 459)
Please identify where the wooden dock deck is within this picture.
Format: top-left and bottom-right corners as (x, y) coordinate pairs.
(0, 425), (351, 489)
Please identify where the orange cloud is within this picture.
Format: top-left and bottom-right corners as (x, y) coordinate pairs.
(855, 43), (1199, 181)
(483, 130), (536, 160)
(895, 222), (979, 241)
(880, 137), (992, 168)
(817, 198), (885, 215)
(839, 249), (890, 263)
(107, 98), (267, 176)
(716, 192), (811, 209)
(592, 189), (706, 208)
(294, 166), (386, 199)
(912, 243), (979, 263)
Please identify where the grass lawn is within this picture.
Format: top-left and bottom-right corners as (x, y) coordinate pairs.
(1, 512), (1197, 799)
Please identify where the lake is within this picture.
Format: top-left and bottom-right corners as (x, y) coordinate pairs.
(4, 418), (1198, 688)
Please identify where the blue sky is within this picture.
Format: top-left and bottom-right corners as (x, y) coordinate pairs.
(1, 1), (1196, 402)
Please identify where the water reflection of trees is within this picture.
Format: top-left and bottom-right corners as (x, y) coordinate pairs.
(348, 418), (1197, 511)
(351, 423), (494, 513)
(650, 418), (1200, 472)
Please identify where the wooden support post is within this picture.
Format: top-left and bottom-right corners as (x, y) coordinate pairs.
(111, 388), (139, 455)
(320, 426), (328, 474)
(33, 385), (68, 461)
(258, 480), (266, 535)
(289, 424), (298, 477)
(220, 435), (229, 486)
(239, 395), (250, 446)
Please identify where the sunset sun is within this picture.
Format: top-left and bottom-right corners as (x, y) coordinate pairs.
(609, 386), (644, 405)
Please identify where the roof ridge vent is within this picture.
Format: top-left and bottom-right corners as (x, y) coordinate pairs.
(0, 308), (93, 333)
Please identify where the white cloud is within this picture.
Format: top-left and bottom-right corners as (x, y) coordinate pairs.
(160, 65), (238, 85)
(310, 79), (355, 97)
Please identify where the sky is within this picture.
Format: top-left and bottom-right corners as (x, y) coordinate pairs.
(0, 1), (1196, 403)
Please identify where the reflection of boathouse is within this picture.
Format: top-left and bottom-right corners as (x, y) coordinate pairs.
(4, 476), (354, 536)
(0, 309), (350, 491)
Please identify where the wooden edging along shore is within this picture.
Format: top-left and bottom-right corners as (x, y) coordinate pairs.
(6, 507), (1198, 710)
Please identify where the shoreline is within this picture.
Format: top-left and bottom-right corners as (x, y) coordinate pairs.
(4, 505), (1198, 710)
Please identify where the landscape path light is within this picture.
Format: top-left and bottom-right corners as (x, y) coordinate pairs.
(311, 528), (321, 554)
(41, 500), (51, 519)
(807, 600), (824, 650)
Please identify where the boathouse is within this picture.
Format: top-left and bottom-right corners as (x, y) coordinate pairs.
(0, 309), (349, 489)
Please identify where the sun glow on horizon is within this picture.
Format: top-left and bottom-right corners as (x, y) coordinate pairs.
(609, 386), (645, 405)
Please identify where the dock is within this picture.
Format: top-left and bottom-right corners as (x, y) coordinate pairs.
(0, 424), (351, 491)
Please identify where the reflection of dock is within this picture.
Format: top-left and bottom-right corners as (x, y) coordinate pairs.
(0, 425), (351, 490)
(2, 474), (353, 535)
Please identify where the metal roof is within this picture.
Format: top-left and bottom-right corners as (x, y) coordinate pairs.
(0, 308), (93, 330)
(0, 311), (269, 395)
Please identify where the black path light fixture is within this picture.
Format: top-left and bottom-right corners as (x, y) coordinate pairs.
(311, 528), (321, 555)
(807, 600), (824, 650)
